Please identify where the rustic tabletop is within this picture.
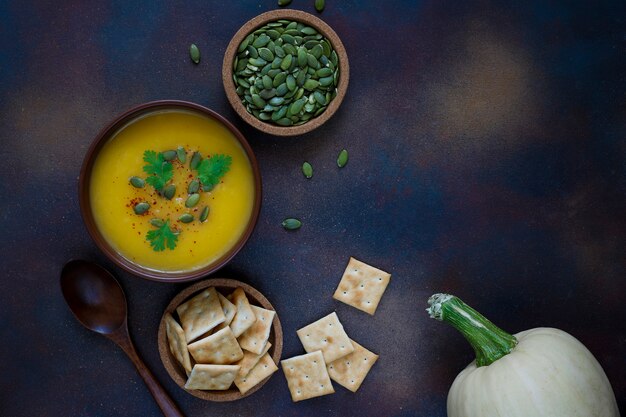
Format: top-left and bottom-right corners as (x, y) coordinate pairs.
(1, 1), (624, 416)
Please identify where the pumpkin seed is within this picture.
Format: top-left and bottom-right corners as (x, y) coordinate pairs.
(163, 184), (176, 200)
(185, 193), (200, 208)
(286, 74), (296, 91)
(303, 79), (320, 90)
(302, 162), (313, 178)
(258, 47), (274, 61)
(188, 179), (200, 194)
(176, 147), (186, 163)
(251, 94), (266, 108)
(262, 74), (273, 90)
(315, 0), (325, 12)
(252, 34), (270, 48)
(282, 218), (302, 230)
(162, 150), (177, 161)
(297, 47), (308, 67)
(337, 149), (348, 168)
(278, 0), (292, 5)
(129, 176), (145, 188)
(280, 54), (293, 70)
(199, 206), (210, 222)
(301, 26), (317, 36)
(190, 152), (202, 170)
(274, 45), (285, 58)
(276, 83), (289, 96)
(189, 44), (200, 64)
(281, 34), (296, 45)
(276, 117), (293, 126)
(179, 213), (194, 223)
(133, 202), (150, 215)
(150, 218), (164, 228)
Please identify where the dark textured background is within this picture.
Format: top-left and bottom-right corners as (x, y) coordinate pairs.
(1, 1), (624, 416)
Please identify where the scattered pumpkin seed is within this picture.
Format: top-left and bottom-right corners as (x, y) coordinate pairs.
(185, 193), (200, 208)
(282, 218), (302, 230)
(179, 213), (194, 223)
(302, 162), (313, 178)
(133, 202), (150, 215)
(176, 147), (186, 163)
(150, 218), (165, 228)
(278, 0), (292, 5)
(188, 179), (200, 194)
(129, 176), (145, 188)
(337, 149), (348, 168)
(190, 152), (202, 170)
(189, 44), (200, 64)
(199, 206), (210, 222)
(163, 184), (176, 200)
(315, 0), (325, 12)
(162, 150), (177, 161)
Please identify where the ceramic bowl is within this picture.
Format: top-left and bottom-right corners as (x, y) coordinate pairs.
(79, 100), (261, 282)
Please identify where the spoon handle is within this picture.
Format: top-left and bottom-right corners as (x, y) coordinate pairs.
(114, 334), (185, 417)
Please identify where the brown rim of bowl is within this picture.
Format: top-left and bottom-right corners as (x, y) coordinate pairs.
(79, 100), (262, 283)
(157, 278), (283, 401)
(222, 9), (350, 137)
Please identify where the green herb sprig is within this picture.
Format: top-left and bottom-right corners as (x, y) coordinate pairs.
(196, 154), (232, 191)
(146, 219), (179, 251)
(142, 150), (173, 191)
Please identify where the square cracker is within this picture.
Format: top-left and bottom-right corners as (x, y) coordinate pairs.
(238, 305), (275, 355)
(234, 352), (278, 394)
(333, 257), (391, 315)
(327, 339), (378, 392)
(187, 327), (244, 364)
(296, 312), (354, 363)
(184, 364), (239, 390)
(227, 288), (257, 337)
(218, 292), (237, 326)
(235, 342), (272, 378)
(164, 313), (192, 374)
(281, 351), (334, 402)
(213, 292), (238, 333)
(176, 287), (226, 342)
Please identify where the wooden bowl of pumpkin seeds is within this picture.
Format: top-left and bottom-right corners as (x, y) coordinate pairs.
(222, 9), (349, 136)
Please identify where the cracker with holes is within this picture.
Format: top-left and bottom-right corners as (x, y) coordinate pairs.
(281, 351), (334, 402)
(327, 339), (378, 392)
(234, 352), (278, 394)
(236, 342), (272, 378)
(176, 287), (226, 342)
(187, 327), (244, 364)
(238, 305), (275, 355)
(213, 292), (238, 333)
(184, 364), (240, 390)
(333, 257), (391, 315)
(296, 312), (354, 363)
(227, 287), (257, 337)
(164, 313), (192, 374)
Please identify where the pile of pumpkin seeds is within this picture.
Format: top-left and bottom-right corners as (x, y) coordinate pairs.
(232, 19), (339, 127)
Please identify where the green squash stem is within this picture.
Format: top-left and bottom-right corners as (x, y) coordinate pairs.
(427, 294), (518, 367)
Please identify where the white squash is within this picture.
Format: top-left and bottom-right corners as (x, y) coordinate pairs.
(427, 294), (620, 417)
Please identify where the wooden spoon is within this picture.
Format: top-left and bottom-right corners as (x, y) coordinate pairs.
(60, 259), (184, 417)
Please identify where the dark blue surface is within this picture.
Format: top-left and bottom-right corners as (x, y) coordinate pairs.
(1, 1), (624, 416)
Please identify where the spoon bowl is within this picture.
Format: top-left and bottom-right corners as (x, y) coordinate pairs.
(60, 259), (184, 417)
(61, 260), (126, 334)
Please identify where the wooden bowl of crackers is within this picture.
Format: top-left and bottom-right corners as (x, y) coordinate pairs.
(157, 278), (283, 401)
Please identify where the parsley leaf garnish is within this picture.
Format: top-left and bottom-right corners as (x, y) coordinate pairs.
(142, 150), (173, 191)
(146, 219), (178, 251)
(196, 154), (232, 191)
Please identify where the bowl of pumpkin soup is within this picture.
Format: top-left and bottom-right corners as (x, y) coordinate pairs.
(80, 101), (261, 282)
